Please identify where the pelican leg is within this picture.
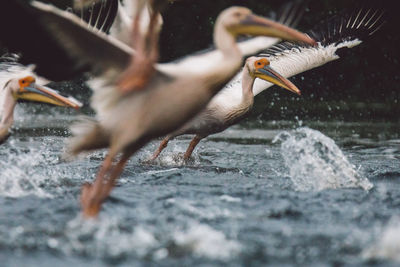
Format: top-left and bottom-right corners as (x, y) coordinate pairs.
(99, 153), (131, 201)
(183, 135), (204, 161)
(80, 153), (113, 218)
(0, 128), (11, 145)
(149, 136), (170, 161)
(80, 153), (130, 218)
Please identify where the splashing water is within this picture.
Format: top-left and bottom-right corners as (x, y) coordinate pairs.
(142, 141), (203, 166)
(0, 142), (53, 198)
(273, 127), (373, 191)
(0, 137), (84, 198)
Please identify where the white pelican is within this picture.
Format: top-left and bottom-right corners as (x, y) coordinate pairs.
(0, 56), (82, 143)
(72, 6), (314, 218)
(149, 8), (386, 161)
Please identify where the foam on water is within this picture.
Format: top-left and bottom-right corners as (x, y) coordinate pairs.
(362, 217), (400, 262)
(220, 194), (242, 203)
(166, 197), (243, 220)
(58, 215), (241, 261)
(61, 215), (159, 259)
(273, 127), (373, 191)
(173, 222), (242, 260)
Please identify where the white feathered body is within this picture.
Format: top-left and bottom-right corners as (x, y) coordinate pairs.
(172, 38), (363, 137)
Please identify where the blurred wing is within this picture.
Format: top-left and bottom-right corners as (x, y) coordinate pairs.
(32, 1), (133, 80)
(0, 0), (132, 81)
(0, 1), (84, 81)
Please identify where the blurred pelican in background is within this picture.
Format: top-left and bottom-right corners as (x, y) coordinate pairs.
(0, 55), (82, 144)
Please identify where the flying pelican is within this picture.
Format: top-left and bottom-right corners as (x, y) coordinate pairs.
(149, 7), (386, 161)
(148, 55), (300, 161)
(65, 5), (314, 217)
(74, 6), (314, 218)
(0, 2), (315, 217)
(0, 56), (82, 143)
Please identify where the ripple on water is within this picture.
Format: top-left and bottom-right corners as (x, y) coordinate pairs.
(273, 127), (373, 191)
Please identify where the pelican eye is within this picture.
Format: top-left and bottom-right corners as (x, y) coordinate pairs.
(255, 60), (264, 68)
(255, 58), (270, 68)
(233, 12), (241, 17)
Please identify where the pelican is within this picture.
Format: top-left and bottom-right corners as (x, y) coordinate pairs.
(150, 7), (386, 161)
(0, 2), (315, 217)
(73, 6), (314, 218)
(0, 56), (82, 143)
(149, 55), (300, 161)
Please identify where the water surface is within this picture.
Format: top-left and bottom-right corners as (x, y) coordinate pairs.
(0, 104), (399, 266)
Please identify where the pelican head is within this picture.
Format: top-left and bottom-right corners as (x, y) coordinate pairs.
(9, 76), (82, 108)
(0, 75), (82, 143)
(218, 7), (316, 46)
(246, 57), (300, 95)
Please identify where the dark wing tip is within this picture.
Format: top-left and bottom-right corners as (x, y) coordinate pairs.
(71, 0), (119, 34)
(260, 6), (386, 58)
(277, 0), (308, 28)
(308, 7), (387, 45)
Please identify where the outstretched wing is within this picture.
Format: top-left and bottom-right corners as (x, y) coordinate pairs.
(251, 7), (386, 96)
